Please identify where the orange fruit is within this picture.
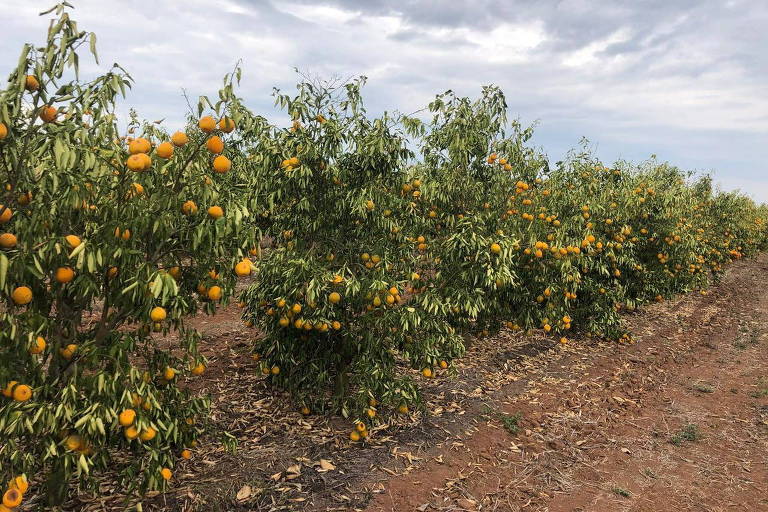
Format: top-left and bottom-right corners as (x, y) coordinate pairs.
(181, 200), (198, 215)
(0, 233), (17, 248)
(398, 404), (409, 414)
(150, 306), (167, 322)
(190, 362), (205, 375)
(155, 141), (174, 159)
(64, 435), (83, 451)
(124, 426), (139, 440)
(130, 183), (144, 196)
(118, 409), (136, 427)
(421, 368), (433, 378)
(171, 131), (188, 147)
(198, 116), (216, 133)
(160, 468), (172, 481)
(163, 367), (176, 381)
(219, 117), (235, 132)
(206, 135), (224, 154)
(29, 336), (46, 354)
(490, 243), (501, 254)
(0, 123), (7, 140)
(328, 292), (341, 304)
(107, 266), (119, 279)
(234, 260), (251, 276)
(126, 154), (145, 171)
(0, 206), (13, 223)
(128, 137), (151, 155)
(138, 153), (152, 170)
(55, 267), (75, 283)
(139, 427), (157, 441)
(207, 205), (224, 219)
(207, 285), (222, 301)
(24, 74), (40, 91)
(9, 475), (28, 493)
(65, 235), (81, 248)
(11, 286), (32, 305)
(12, 384), (31, 402)
(2, 381), (17, 398)
(2, 489), (21, 508)
(39, 106), (57, 123)
(59, 344), (77, 360)
(212, 155), (231, 173)
(181, 449), (192, 459)
(349, 431), (361, 442)
(16, 191), (32, 204)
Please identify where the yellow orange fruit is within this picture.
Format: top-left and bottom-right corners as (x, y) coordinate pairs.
(128, 137), (151, 155)
(0, 123), (7, 140)
(181, 200), (198, 215)
(150, 306), (167, 322)
(2, 381), (17, 398)
(118, 409), (136, 427)
(64, 435), (83, 451)
(9, 475), (28, 493)
(171, 131), (189, 147)
(0, 233), (17, 248)
(207, 285), (222, 301)
(198, 116), (216, 133)
(126, 154), (145, 171)
(39, 106), (57, 123)
(156, 141), (174, 159)
(65, 234), (81, 248)
(24, 74), (40, 91)
(213, 155), (231, 173)
(12, 384), (31, 402)
(219, 117), (235, 132)
(139, 427), (157, 441)
(0, 206), (13, 223)
(190, 362), (205, 375)
(160, 468), (172, 480)
(11, 286), (32, 305)
(206, 135), (224, 154)
(55, 267), (75, 283)
(2, 489), (21, 509)
(234, 260), (251, 276)
(29, 336), (46, 354)
(124, 426), (139, 440)
(207, 205), (224, 219)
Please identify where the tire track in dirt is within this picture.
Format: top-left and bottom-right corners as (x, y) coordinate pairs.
(365, 256), (768, 512)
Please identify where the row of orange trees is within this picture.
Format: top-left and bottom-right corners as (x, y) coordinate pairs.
(1, 4), (766, 506)
(240, 80), (767, 434)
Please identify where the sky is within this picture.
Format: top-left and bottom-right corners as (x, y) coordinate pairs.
(2, 0), (766, 201)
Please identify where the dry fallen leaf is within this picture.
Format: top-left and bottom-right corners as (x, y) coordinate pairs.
(286, 464), (302, 479)
(317, 459), (336, 472)
(236, 485), (252, 501)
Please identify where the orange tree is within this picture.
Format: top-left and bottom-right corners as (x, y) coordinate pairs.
(239, 77), (464, 430)
(0, 5), (256, 504)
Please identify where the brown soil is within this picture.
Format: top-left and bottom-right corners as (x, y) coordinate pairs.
(65, 255), (768, 511)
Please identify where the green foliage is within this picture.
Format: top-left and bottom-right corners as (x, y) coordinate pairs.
(0, 4), (256, 503)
